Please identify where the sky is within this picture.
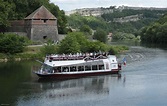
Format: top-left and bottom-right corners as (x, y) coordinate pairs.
(50, 0), (167, 11)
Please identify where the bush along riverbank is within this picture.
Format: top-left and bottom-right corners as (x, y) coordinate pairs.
(0, 53), (43, 62)
(0, 32), (129, 62)
(0, 45), (129, 62)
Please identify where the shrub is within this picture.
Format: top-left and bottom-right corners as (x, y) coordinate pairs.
(108, 46), (118, 55)
(40, 44), (58, 55)
(0, 33), (29, 54)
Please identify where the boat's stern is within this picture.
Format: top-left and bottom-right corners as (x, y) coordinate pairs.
(108, 55), (121, 73)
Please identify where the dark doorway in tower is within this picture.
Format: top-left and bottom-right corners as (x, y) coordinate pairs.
(43, 36), (47, 39)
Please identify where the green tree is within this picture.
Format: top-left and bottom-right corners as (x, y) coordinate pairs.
(4, 0), (49, 19)
(80, 25), (92, 37)
(56, 32), (126, 54)
(0, 0), (15, 32)
(112, 32), (136, 41)
(49, 4), (67, 34)
(58, 33), (81, 54)
(57, 32), (109, 54)
(86, 41), (108, 52)
(93, 28), (107, 43)
(0, 33), (28, 54)
(67, 14), (108, 31)
(40, 45), (58, 55)
(140, 13), (167, 44)
(68, 32), (89, 53)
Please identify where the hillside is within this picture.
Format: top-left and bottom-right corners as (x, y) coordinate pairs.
(67, 6), (167, 41)
(66, 5), (167, 17)
(140, 13), (167, 44)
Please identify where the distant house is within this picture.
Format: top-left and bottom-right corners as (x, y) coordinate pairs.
(7, 6), (59, 41)
(107, 33), (113, 41)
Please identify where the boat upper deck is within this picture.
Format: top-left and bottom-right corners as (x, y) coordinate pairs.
(46, 53), (109, 61)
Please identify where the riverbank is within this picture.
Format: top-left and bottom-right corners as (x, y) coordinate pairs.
(0, 46), (43, 62)
(0, 53), (43, 62)
(0, 45), (129, 62)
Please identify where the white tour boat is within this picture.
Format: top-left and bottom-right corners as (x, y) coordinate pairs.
(34, 53), (122, 79)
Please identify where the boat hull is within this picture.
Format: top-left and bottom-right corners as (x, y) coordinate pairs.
(35, 70), (120, 79)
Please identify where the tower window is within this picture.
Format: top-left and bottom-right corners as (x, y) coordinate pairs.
(43, 19), (47, 23)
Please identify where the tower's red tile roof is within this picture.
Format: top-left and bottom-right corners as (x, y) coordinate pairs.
(25, 5), (56, 20)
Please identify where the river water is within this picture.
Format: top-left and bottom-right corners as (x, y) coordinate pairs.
(0, 45), (167, 106)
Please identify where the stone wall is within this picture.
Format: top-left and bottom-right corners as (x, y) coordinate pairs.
(7, 19), (59, 41)
(8, 20), (25, 32)
(30, 25), (58, 41)
(5, 32), (27, 37)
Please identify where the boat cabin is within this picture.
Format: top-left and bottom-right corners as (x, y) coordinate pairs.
(41, 60), (106, 73)
(40, 54), (118, 74)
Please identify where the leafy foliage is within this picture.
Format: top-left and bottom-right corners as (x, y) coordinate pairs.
(0, 0), (15, 32)
(140, 13), (167, 44)
(40, 45), (58, 55)
(0, 33), (28, 54)
(108, 45), (129, 55)
(56, 31), (128, 55)
(86, 41), (109, 52)
(80, 25), (92, 37)
(102, 9), (167, 21)
(58, 33), (81, 54)
(57, 32), (109, 54)
(50, 5), (67, 34)
(93, 28), (107, 43)
(67, 14), (108, 31)
(112, 32), (136, 41)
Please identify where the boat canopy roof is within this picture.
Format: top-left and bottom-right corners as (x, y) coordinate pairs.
(45, 59), (105, 67)
(45, 60), (84, 67)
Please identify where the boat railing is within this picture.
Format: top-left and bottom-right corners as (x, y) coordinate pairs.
(46, 53), (108, 61)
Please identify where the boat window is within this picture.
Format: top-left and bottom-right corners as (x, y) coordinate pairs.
(62, 67), (69, 72)
(92, 65), (98, 70)
(85, 65), (91, 71)
(54, 67), (61, 72)
(70, 66), (77, 72)
(42, 64), (53, 73)
(78, 66), (84, 71)
(99, 64), (104, 70)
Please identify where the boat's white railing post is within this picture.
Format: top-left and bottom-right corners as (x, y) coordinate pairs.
(97, 62), (99, 71)
(90, 65), (92, 71)
(76, 65), (78, 72)
(68, 66), (70, 72)
(84, 65), (85, 71)
(61, 67), (62, 72)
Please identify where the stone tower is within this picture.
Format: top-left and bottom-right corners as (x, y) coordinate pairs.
(24, 5), (58, 41)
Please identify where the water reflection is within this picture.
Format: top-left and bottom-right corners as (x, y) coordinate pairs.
(40, 77), (108, 97)
(0, 61), (36, 106)
(16, 75), (121, 106)
(110, 40), (140, 46)
(141, 42), (167, 50)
